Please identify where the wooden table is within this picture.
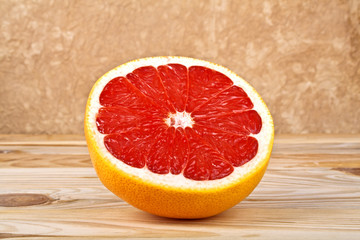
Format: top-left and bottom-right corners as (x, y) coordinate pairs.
(0, 135), (359, 239)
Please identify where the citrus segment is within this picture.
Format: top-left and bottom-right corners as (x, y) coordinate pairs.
(158, 64), (188, 112)
(193, 125), (258, 167)
(169, 128), (189, 174)
(99, 77), (150, 109)
(184, 128), (234, 180)
(146, 127), (175, 174)
(96, 106), (139, 134)
(194, 110), (262, 135)
(96, 105), (164, 134)
(126, 66), (175, 113)
(191, 85), (254, 117)
(104, 125), (166, 169)
(186, 66), (233, 112)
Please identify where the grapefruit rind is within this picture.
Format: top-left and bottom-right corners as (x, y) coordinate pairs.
(85, 56), (274, 191)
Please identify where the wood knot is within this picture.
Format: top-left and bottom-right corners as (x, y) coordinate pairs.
(0, 193), (54, 207)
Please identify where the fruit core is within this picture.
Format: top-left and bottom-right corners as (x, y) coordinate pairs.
(165, 111), (194, 129)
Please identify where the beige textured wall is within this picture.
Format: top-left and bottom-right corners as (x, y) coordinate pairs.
(1, 0), (359, 134)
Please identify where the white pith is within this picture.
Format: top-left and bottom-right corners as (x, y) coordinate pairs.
(165, 111), (194, 128)
(86, 56), (274, 190)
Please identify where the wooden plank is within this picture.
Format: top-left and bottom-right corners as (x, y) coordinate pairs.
(0, 145), (89, 155)
(1, 151), (359, 169)
(1, 134), (359, 148)
(0, 153), (92, 168)
(0, 134), (86, 145)
(1, 208), (359, 239)
(1, 151), (359, 168)
(0, 167), (359, 210)
(274, 134), (360, 143)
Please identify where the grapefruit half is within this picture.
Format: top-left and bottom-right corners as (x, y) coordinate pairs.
(85, 56), (274, 219)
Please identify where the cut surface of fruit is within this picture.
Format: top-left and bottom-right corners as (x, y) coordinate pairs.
(94, 62), (264, 181)
(85, 56), (274, 218)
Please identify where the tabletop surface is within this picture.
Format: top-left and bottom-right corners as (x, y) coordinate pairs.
(0, 134), (359, 239)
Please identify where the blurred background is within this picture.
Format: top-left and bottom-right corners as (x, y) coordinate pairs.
(0, 0), (359, 134)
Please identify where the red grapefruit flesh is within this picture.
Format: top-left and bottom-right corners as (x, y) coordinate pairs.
(95, 64), (262, 181)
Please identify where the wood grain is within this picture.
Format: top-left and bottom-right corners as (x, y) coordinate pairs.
(0, 135), (359, 239)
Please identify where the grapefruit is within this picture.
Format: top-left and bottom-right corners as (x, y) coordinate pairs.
(85, 56), (274, 219)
